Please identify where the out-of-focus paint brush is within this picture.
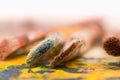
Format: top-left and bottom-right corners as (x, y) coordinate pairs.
(103, 31), (120, 57)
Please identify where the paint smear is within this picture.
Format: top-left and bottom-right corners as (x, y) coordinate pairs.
(0, 47), (120, 80)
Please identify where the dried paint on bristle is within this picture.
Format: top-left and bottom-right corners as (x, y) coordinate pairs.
(26, 32), (65, 67)
(50, 38), (83, 68)
(26, 39), (54, 67)
(103, 36), (120, 56)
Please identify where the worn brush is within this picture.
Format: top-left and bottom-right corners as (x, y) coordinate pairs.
(50, 37), (83, 68)
(26, 32), (65, 67)
(50, 22), (103, 68)
(103, 36), (120, 56)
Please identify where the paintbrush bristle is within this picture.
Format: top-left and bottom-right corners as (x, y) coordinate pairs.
(50, 38), (83, 68)
(103, 36), (120, 56)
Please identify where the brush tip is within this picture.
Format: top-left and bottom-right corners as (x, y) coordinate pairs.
(103, 36), (120, 56)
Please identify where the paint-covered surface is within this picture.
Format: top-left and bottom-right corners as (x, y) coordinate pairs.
(0, 46), (120, 80)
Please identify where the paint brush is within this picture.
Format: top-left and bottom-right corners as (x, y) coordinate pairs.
(50, 22), (103, 68)
(26, 32), (65, 67)
(0, 19), (50, 60)
(103, 34), (120, 57)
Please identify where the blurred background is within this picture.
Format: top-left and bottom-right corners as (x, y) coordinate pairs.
(1, 1), (120, 80)
(0, 0), (120, 29)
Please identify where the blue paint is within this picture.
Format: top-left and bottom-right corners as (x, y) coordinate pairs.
(0, 71), (13, 79)
(0, 64), (26, 80)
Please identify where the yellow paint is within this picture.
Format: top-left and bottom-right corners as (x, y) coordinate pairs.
(86, 72), (100, 80)
(18, 72), (43, 80)
(1, 48), (120, 80)
(0, 54), (26, 71)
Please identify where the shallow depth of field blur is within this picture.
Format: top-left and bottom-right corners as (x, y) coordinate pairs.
(0, 0), (120, 80)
